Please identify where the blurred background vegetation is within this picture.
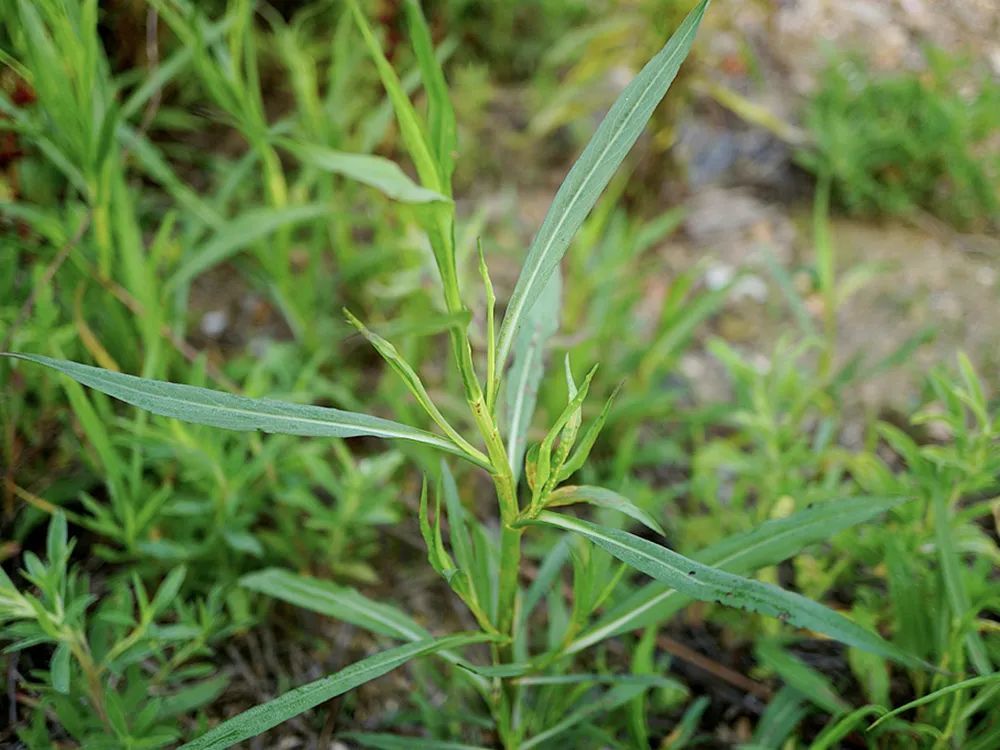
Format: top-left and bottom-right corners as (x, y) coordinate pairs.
(1, 0), (998, 747)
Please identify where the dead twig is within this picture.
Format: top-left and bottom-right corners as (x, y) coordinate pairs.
(657, 633), (772, 701)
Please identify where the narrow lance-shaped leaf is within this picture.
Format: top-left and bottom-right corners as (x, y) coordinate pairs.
(494, 0), (708, 378)
(867, 673), (1000, 730)
(567, 496), (908, 654)
(521, 683), (650, 750)
(349, 0), (461, 311)
(535, 510), (921, 666)
(549, 357), (583, 476)
(239, 568), (491, 693)
(348, 0), (439, 192)
(532, 364), (597, 502)
(179, 633), (495, 750)
(756, 639), (850, 716)
(555, 384), (620, 483)
(418, 478), (457, 580)
(478, 242), (498, 403)
(277, 140), (448, 203)
(240, 568), (429, 641)
(403, 0), (457, 188)
(440, 461), (492, 615)
(50, 643), (71, 694)
(544, 485), (665, 537)
(168, 203), (329, 289)
(5, 354), (488, 469)
(343, 310), (488, 466)
(504, 268), (561, 485)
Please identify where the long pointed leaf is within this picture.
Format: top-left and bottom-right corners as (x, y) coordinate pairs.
(179, 633), (493, 750)
(545, 485), (665, 536)
(240, 568), (428, 641)
(348, 0), (439, 192)
(535, 510), (920, 666)
(568, 496), (907, 653)
(6, 355), (484, 466)
(867, 673), (1000, 731)
(403, 0), (456, 187)
(278, 141), (448, 203)
(240, 568), (489, 693)
(168, 203), (329, 289)
(521, 683), (648, 749)
(494, 0), (708, 375)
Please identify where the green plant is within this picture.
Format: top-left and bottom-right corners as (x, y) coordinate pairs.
(4, 2), (951, 746)
(0, 513), (233, 749)
(424, 0), (592, 82)
(800, 48), (1000, 229)
(0, 0), (436, 586)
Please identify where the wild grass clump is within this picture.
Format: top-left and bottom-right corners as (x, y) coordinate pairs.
(800, 49), (1000, 229)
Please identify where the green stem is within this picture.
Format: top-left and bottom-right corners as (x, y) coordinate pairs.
(67, 632), (108, 726)
(813, 171), (836, 378)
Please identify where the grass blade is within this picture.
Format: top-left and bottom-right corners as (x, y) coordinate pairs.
(349, 0), (462, 311)
(521, 683), (648, 749)
(867, 673), (1000, 731)
(403, 0), (456, 187)
(753, 686), (809, 748)
(494, 0), (708, 376)
(240, 568), (429, 641)
(241, 568), (490, 692)
(809, 707), (885, 750)
(178, 633), (494, 750)
(168, 203), (329, 289)
(278, 141), (448, 203)
(348, 0), (440, 192)
(536, 510), (920, 666)
(5, 354), (485, 466)
(757, 639), (850, 715)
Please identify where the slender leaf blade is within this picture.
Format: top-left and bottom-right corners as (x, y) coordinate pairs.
(569, 496), (907, 653)
(521, 683), (648, 749)
(757, 640), (850, 715)
(239, 568), (428, 641)
(349, 0), (439, 192)
(6, 354), (476, 463)
(50, 643), (71, 694)
(867, 673), (1000, 730)
(495, 0), (708, 374)
(168, 203), (329, 289)
(279, 141), (447, 203)
(403, 0), (456, 187)
(179, 634), (493, 750)
(536, 510), (920, 665)
(545, 485), (665, 536)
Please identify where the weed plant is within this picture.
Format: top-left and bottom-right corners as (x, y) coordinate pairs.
(2, 0), (999, 748)
(800, 49), (1000, 230)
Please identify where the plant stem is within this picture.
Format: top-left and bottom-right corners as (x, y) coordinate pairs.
(814, 171), (836, 378)
(67, 633), (108, 725)
(497, 522), (523, 640)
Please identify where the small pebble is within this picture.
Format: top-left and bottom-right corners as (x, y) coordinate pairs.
(200, 309), (229, 338)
